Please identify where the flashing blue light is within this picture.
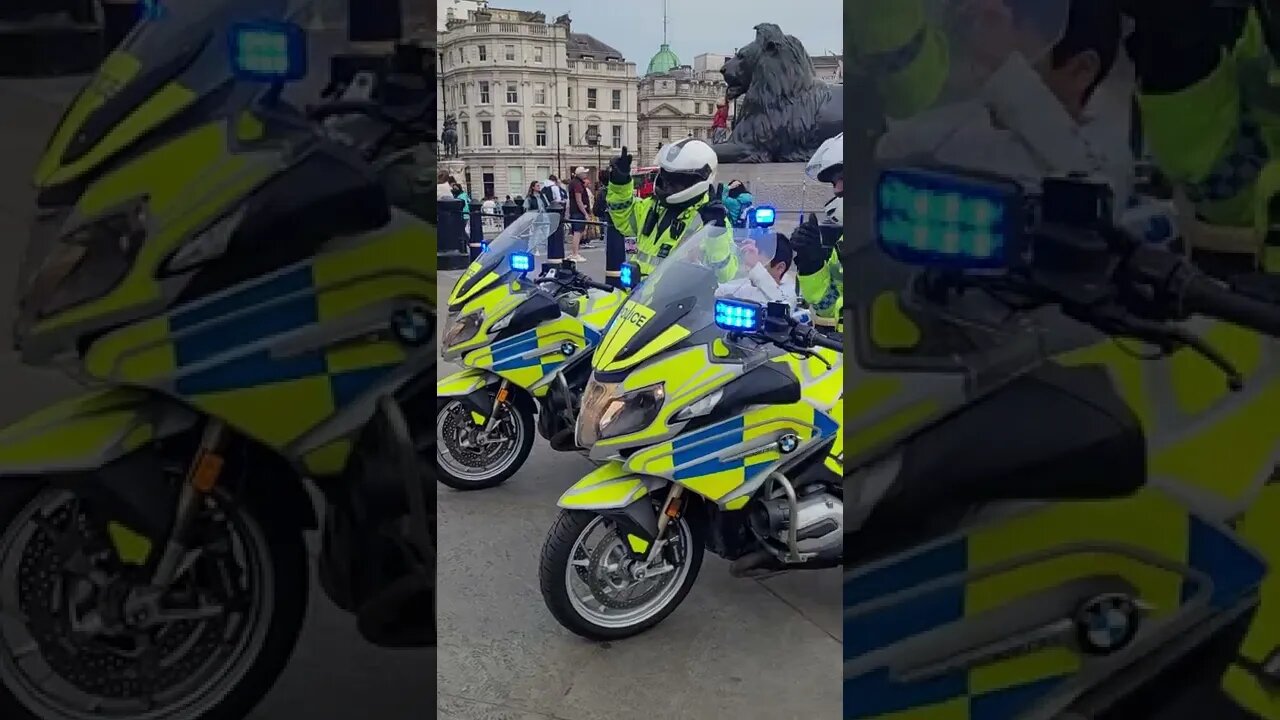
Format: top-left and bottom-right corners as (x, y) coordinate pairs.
(874, 168), (1021, 270)
(620, 263), (635, 289)
(228, 21), (308, 83)
(714, 299), (762, 332)
(509, 252), (534, 273)
(751, 206), (776, 228)
(139, 0), (167, 21)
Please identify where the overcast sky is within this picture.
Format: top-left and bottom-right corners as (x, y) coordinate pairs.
(483, 0), (843, 69)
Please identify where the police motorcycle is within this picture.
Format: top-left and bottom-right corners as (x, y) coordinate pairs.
(844, 3), (1280, 716)
(0, 3), (434, 718)
(438, 211), (627, 490)
(538, 225), (844, 640)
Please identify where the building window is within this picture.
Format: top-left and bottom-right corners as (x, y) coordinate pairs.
(534, 46), (543, 63)
(587, 88), (597, 109)
(506, 82), (518, 103)
(478, 45), (487, 61)
(568, 124), (575, 146)
(586, 124), (600, 145)
(567, 86), (572, 108)
(460, 83), (467, 105)
(611, 89), (621, 110)
(505, 45), (515, 61)
(537, 166), (551, 180)
(611, 125), (622, 149)
(534, 83), (546, 105)
(481, 120), (493, 146)
(660, 126), (670, 140)
(508, 166), (524, 197)
(693, 127), (701, 139)
(507, 120), (521, 146)
(536, 121), (548, 147)
(482, 169), (495, 200)
(461, 121), (470, 147)
(694, 102), (701, 114)
(479, 81), (490, 104)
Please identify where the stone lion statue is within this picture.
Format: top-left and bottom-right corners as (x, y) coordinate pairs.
(712, 23), (843, 164)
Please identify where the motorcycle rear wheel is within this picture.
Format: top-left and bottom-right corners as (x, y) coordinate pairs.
(0, 480), (308, 720)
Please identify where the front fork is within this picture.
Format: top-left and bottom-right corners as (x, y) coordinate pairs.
(640, 485), (686, 569)
(481, 379), (512, 435)
(151, 419), (228, 587)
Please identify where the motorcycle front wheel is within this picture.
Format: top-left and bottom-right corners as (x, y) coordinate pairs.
(0, 480), (308, 720)
(539, 509), (705, 641)
(435, 396), (535, 491)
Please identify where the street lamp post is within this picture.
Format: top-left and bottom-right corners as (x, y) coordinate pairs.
(554, 112), (563, 179)
(584, 126), (601, 180)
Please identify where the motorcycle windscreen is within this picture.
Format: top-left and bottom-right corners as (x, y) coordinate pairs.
(449, 211), (560, 306)
(33, 0), (306, 191)
(593, 225), (778, 374)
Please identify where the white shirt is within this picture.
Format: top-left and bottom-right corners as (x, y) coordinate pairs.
(876, 52), (1135, 214)
(718, 264), (799, 308)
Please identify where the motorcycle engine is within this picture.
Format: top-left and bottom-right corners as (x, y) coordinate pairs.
(751, 486), (843, 556)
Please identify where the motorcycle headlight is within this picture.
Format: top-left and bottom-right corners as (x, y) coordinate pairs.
(443, 311), (483, 348)
(23, 209), (145, 320)
(596, 382), (665, 441)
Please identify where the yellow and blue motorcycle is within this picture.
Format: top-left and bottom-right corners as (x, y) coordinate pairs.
(437, 211), (626, 490)
(841, 165), (1280, 720)
(537, 226), (844, 639)
(0, 3), (434, 718)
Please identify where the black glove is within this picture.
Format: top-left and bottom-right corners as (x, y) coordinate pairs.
(792, 213), (828, 276)
(609, 146), (633, 184)
(1121, 0), (1237, 93)
(698, 186), (728, 226)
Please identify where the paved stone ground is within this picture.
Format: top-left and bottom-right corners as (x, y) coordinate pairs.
(436, 244), (841, 720)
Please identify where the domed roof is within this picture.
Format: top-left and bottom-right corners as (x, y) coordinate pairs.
(646, 43), (680, 76)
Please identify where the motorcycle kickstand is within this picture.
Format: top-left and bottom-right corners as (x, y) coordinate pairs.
(151, 419), (228, 588)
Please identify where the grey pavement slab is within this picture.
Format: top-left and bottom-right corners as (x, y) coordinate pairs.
(436, 249), (841, 720)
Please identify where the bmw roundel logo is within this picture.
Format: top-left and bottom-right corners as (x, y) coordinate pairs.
(1075, 593), (1142, 655)
(560, 342), (577, 357)
(777, 433), (800, 454)
(391, 305), (432, 346)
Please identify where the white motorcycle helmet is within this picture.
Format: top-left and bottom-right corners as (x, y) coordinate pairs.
(653, 138), (718, 205)
(806, 133), (843, 226)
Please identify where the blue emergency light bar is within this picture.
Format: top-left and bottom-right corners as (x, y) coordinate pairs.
(751, 206), (776, 228)
(714, 299), (762, 332)
(228, 20), (308, 83)
(509, 252), (534, 273)
(620, 262), (640, 289)
(875, 167), (1023, 270)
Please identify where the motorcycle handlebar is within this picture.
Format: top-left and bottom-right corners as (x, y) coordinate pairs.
(1181, 274), (1280, 337)
(810, 333), (843, 352)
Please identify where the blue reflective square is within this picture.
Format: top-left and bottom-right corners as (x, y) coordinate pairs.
(509, 252), (534, 273)
(228, 21), (308, 83)
(620, 264), (634, 288)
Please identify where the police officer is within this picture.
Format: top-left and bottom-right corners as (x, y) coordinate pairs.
(606, 139), (732, 276)
(790, 133), (844, 331)
(1123, 0), (1280, 271)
